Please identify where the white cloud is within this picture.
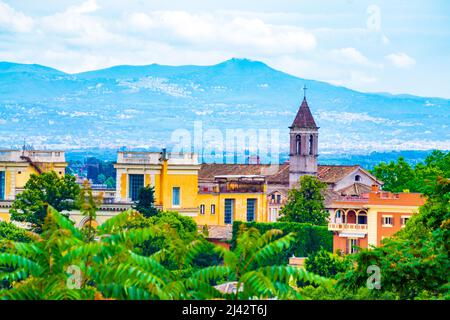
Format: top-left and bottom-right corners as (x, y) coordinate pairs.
(330, 47), (370, 66)
(125, 11), (316, 55)
(386, 52), (416, 69)
(0, 1), (34, 32)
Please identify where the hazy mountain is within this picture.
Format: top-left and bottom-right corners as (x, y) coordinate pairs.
(0, 58), (448, 157)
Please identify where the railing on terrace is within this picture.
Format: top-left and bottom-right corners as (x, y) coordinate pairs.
(117, 151), (198, 165)
(328, 223), (368, 232)
(0, 150), (65, 163)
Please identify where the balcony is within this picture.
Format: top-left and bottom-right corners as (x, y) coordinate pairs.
(328, 223), (368, 234)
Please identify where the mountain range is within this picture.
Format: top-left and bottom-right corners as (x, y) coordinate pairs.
(0, 58), (449, 159)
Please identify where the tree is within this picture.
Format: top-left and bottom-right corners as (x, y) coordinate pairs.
(77, 180), (103, 242)
(371, 157), (416, 192)
(278, 175), (328, 225)
(133, 185), (159, 218)
(0, 207), (212, 300)
(194, 225), (329, 299)
(97, 173), (106, 184)
(0, 221), (32, 243)
(104, 177), (115, 189)
(10, 171), (80, 233)
(305, 248), (350, 279)
(371, 151), (450, 193)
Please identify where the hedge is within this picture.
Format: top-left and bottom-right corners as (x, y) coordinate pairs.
(232, 221), (332, 265)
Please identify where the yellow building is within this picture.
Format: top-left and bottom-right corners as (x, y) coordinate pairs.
(71, 150), (269, 229)
(196, 175), (268, 226)
(0, 149), (67, 222)
(113, 149), (200, 217)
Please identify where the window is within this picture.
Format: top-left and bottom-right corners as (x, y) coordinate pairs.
(199, 204), (205, 215)
(401, 216), (410, 227)
(271, 194), (275, 201)
(309, 134), (314, 155)
(172, 187), (180, 206)
(129, 174), (144, 201)
(335, 210), (342, 223)
(348, 238), (358, 254)
(355, 175), (361, 182)
(246, 199), (257, 222)
(295, 135), (301, 155)
(211, 204), (216, 215)
(224, 199), (235, 224)
(357, 213), (367, 224)
(276, 194), (281, 204)
(382, 216), (393, 226)
(0, 171), (4, 200)
(271, 208), (278, 222)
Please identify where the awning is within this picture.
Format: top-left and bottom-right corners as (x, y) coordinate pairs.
(339, 232), (366, 238)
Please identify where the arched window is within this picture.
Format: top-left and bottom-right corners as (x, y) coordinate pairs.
(309, 134), (314, 155)
(295, 135), (301, 155)
(355, 175), (361, 182)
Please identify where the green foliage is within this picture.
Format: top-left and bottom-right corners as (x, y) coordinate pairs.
(371, 150), (450, 193)
(133, 185), (159, 218)
(232, 221), (332, 264)
(194, 225), (329, 299)
(104, 177), (115, 189)
(305, 248), (350, 279)
(0, 222), (32, 243)
(1, 206), (327, 300)
(298, 281), (398, 300)
(278, 175), (328, 225)
(10, 172), (80, 233)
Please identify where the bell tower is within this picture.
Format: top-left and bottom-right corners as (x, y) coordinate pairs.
(289, 87), (319, 187)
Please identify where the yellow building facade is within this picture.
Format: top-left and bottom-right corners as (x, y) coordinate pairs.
(113, 150), (200, 217)
(0, 150), (67, 222)
(110, 150), (269, 227)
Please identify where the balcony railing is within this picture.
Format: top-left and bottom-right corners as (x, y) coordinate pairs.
(328, 223), (368, 233)
(0, 150), (65, 163)
(117, 152), (161, 164)
(117, 151), (198, 165)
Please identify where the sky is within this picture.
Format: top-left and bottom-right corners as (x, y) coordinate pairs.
(0, 0), (449, 98)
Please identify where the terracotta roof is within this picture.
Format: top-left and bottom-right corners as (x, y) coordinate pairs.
(337, 183), (372, 196)
(199, 163), (364, 186)
(290, 97), (318, 129)
(323, 189), (343, 207)
(317, 165), (360, 184)
(199, 164), (270, 182)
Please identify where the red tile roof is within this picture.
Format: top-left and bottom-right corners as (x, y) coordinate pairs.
(290, 97), (318, 129)
(199, 163), (363, 185)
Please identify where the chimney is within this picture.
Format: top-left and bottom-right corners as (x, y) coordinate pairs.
(160, 148), (168, 161)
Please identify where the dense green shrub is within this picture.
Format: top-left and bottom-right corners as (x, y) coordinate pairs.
(232, 221), (332, 264)
(0, 221), (32, 243)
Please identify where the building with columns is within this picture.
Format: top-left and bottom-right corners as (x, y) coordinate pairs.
(329, 185), (425, 254)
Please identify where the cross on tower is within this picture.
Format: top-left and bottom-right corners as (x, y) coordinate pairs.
(302, 85), (307, 98)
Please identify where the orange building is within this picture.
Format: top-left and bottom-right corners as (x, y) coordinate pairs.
(328, 185), (425, 254)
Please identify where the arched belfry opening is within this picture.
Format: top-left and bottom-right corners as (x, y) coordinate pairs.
(296, 135), (301, 155)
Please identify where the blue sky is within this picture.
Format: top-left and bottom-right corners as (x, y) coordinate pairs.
(1, 0), (449, 98)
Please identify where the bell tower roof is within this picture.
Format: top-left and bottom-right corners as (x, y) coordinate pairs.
(290, 96), (318, 129)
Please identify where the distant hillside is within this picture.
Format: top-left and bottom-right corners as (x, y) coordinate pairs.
(0, 58), (449, 154)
